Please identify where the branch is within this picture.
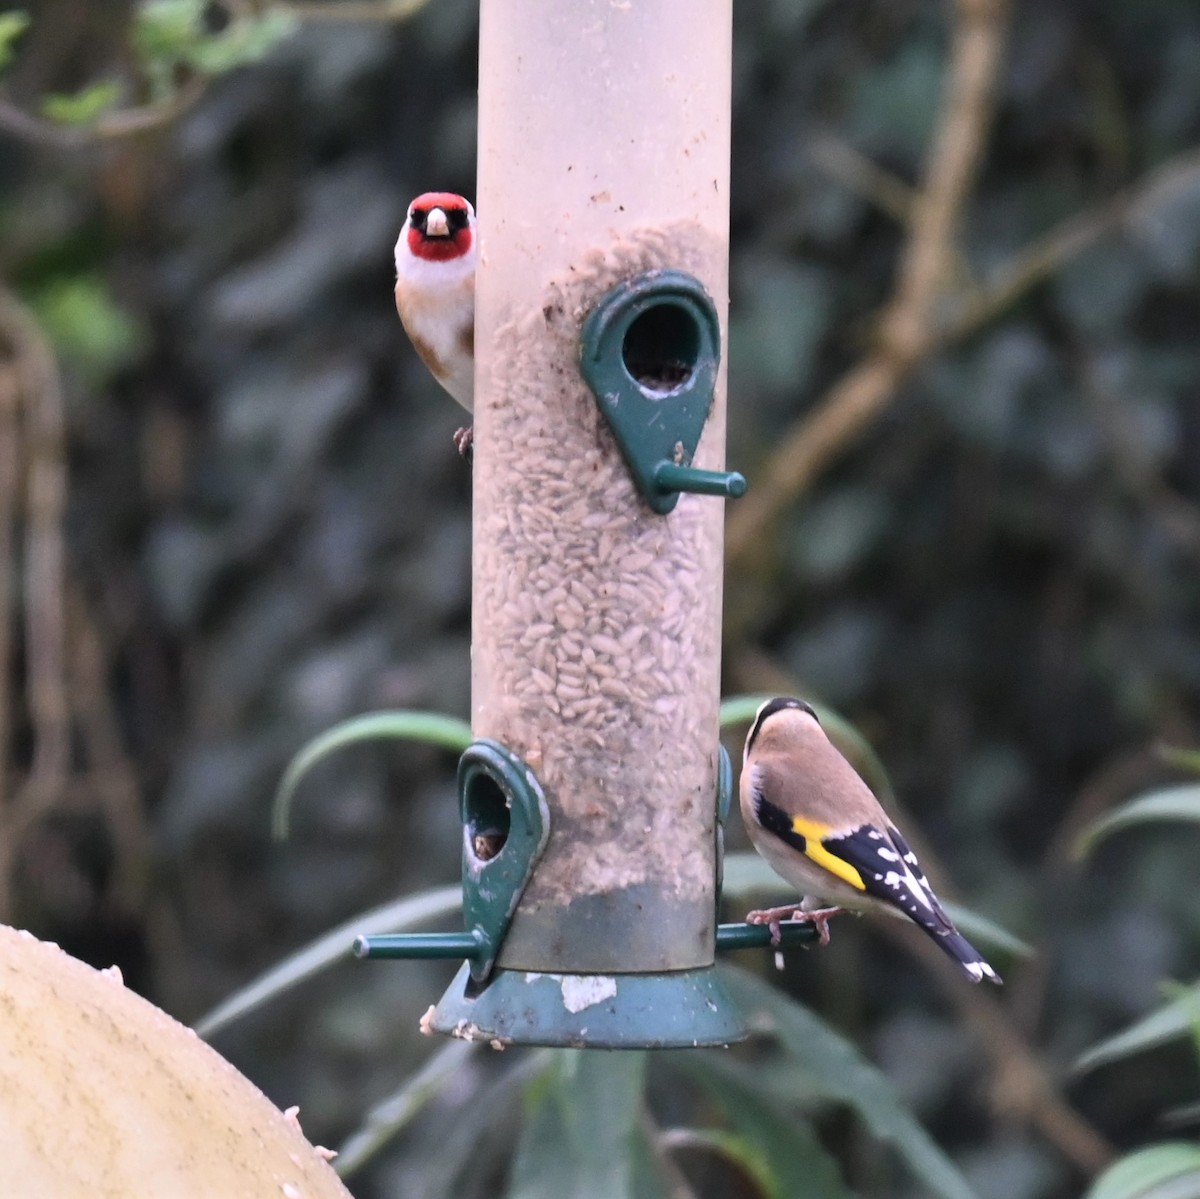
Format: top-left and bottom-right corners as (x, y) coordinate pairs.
(0, 77), (207, 151)
(67, 581), (150, 909)
(272, 0), (432, 21)
(953, 146), (1200, 334)
(726, 0), (1011, 569)
(874, 920), (1114, 1177)
(0, 0), (436, 152)
(807, 132), (915, 224)
(0, 287), (70, 797)
(0, 357), (17, 823)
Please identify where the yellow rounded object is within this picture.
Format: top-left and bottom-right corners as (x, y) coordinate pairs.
(0, 924), (352, 1199)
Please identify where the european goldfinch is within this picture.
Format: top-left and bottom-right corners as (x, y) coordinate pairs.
(740, 697), (1001, 984)
(393, 192), (476, 453)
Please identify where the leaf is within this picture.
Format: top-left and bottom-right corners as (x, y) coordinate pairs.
(508, 1050), (648, 1199)
(1074, 785), (1200, 859)
(0, 10), (29, 71)
(1162, 1101), (1200, 1131)
(1074, 983), (1200, 1075)
(134, 0), (205, 69)
(939, 900), (1034, 961)
(1157, 746), (1200, 776)
(720, 852), (1032, 959)
(272, 709), (472, 839)
(657, 1128), (779, 1198)
(720, 694), (894, 801)
(675, 1052), (855, 1199)
(133, 0), (296, 98)
(28, 275), (147, 385)
(1084, 1143), (1200, 1199)
(718, 966), (979, 1199)
(627, 1123), (673, 1199)
(41, 80), (123, 125)
(404, 1048), (553, 1199)
(335, 1038), (478, 1177)
(193, 885), (461, 1038)
(186, 7), (297, 75)
(1162, 981), (1200, 1067)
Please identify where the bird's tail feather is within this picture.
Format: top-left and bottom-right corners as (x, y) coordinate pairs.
(934, 928), (1002, 985)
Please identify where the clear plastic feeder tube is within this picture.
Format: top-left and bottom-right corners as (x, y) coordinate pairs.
(473, 0), (733, 973)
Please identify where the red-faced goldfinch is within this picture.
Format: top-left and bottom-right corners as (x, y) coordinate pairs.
(394, 192), (476, 453)
(740, 697), (1002, 984)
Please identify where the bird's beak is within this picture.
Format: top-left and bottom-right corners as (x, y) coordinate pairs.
(425, 207), (450, 237)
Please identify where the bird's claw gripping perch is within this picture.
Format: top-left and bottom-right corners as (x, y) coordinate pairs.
(745, 905), (844, 948)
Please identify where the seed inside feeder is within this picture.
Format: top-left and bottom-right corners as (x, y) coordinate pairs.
(472, 222), (727, 972)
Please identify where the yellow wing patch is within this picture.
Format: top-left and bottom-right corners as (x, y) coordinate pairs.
(791, 816), (866, 891)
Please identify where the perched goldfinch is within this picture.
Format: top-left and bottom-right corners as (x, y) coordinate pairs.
(393, 192), (476, 453)
(740, 697), (1001, 984)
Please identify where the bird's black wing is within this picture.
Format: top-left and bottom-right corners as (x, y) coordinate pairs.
(820, 824), (956, 935)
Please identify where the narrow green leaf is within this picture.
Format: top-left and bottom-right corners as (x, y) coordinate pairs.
(675, 1051), (855, 1199)
(719, 852), (1032, 959)
(628, 1120), (673, 1199)
(335, 1038), (477, 1177)
(193, 885), (461, 1038)
(719, 966), (979, 1199)
(508, 1050), (647, 1199)
(720, 849), (789, 897)
(1162, 1101), (1200, 1130)
(0, 11), (29, 71)
(1157, 747), (1200, 776)
(939, 900), (1034, 960)
(658, 1128), (779, 1198)
(720, 693), (893, 801)
(272, 709), (472, 839)
(1073, 983), (1200, 1075)
(406, 1049), (553, 1199)
(1075, 785), (1200, 859)
(1085, 1143), (1200, 1199)
(41, 80), (123, 125)
(1162, 981), (1200, 1067)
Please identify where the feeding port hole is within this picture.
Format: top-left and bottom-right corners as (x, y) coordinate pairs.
(622, 301), (701, 395)
(464, 772), (510, 863)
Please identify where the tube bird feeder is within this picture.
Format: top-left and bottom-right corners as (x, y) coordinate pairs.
(356, 0), (813, 1047)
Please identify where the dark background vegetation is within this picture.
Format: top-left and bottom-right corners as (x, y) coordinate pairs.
(1, 0), (1199, 1196)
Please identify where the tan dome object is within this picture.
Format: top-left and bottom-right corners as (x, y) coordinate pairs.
(0, 924), (351, 1198)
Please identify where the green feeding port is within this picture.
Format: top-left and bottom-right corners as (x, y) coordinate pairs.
(580, 270), (746, 515)
(354, 740), (819, 1048)
(454, 740), (549, 983)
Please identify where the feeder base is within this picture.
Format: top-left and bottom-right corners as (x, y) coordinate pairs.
(429, 962), (746, 1048)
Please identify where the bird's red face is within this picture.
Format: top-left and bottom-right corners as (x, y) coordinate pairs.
(405, 192), (474, 263)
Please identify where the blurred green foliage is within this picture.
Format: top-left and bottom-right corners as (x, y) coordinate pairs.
(27, 274), (147, 384)
(40, 80), (123, 125)
(133, 0), (298, 99)
(0, 11), (28, 71)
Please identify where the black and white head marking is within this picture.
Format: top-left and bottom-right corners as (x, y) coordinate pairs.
(744, 696), (820, 761)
